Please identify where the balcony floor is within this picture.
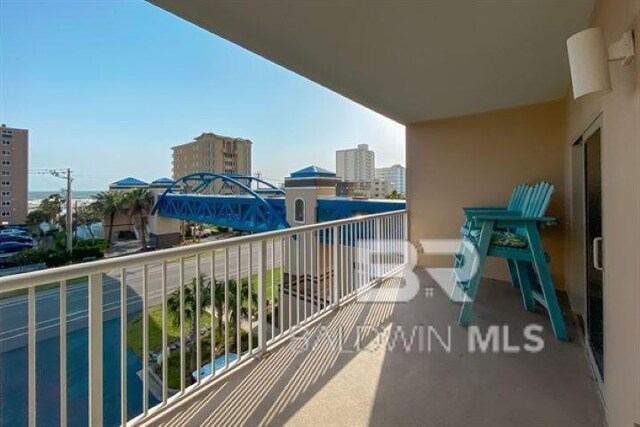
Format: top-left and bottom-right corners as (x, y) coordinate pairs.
(144, 269), (604, 427)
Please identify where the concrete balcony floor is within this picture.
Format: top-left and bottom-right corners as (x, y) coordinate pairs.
(144, 269), (604, 427)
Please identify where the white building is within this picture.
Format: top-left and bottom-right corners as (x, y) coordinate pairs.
(375, 164), (406, 195)
(336, 144), (375, 182)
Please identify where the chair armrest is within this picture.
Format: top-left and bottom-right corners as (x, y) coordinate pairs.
(473, 214), (557, 224)
(462, 206), (507, 212)
(463, 209), (521, 219)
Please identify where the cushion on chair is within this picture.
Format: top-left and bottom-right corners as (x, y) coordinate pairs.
(469, 229), (528, 248)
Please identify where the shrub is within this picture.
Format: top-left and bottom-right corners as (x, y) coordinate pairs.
(46, 250), (72, 267)
(71, 246), (104, 262)
(75, 238), (109, 251)
(8, 243), (105, 267)
(8, 247), (71, 268)
(118, 230), (137, 240)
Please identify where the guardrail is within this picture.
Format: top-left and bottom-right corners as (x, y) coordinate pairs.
(0, 210), (407, 426)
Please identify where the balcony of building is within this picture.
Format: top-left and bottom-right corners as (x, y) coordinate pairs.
(0, 209), (606, 426)
(0, 0), (638, 426)
(142, 269), (604, 427)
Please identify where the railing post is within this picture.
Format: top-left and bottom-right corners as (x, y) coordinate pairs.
(403, 212), (409, 265)
(258, 239), (268, 356)
(332, 225), (340, 308)
(375, 217), (382, 280)
(27, 287), (36, 427)
(88, 273), (103, 426)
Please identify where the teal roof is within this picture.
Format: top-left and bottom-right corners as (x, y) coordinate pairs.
(110, 177), (148, 188)
(290, 165), (336, 178)
(151, 177), (175, 185)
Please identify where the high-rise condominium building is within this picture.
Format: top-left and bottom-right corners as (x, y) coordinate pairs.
(172, 132), (252, 181)
(0, 125), (28, 225)
(375, 164), (406, 195)
(336, 144), (375, 182)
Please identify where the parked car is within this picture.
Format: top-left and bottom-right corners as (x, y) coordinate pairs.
(0, 234), (34, 245)
(1, 225), (27, 232)
(0, 229), (29, 237)
(0, 241), (33, 254)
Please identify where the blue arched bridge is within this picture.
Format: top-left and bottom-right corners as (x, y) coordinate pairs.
(152, 172), (405, 233)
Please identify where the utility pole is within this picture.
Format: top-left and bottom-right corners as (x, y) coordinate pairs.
(65, 168), (73, 253)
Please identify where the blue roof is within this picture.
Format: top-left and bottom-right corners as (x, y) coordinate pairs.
(110, 177), (148, 188)
(151, 177), (175, 184)
(290, 165), (336, 178)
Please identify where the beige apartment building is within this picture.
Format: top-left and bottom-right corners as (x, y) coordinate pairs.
(336, 178), (393, 199)
(335, 143), (375, 182)
(172, 132), (252, 189)
(0, 125), (28, 225)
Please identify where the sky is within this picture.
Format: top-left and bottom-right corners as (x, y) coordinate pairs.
(0, 0), (405, 191)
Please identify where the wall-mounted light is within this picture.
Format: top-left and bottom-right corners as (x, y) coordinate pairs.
(567, 28), (635, 99)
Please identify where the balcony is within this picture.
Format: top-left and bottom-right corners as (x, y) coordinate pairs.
(0, 210), (604, 426)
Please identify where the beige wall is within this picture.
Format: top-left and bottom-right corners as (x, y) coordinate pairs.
(0, 127), (28, 225)
(284, 187), (336, 226)
(563, 0), (640, 425)
(407, 100), (567, 288)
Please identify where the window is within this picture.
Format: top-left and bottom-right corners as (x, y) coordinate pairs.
(1, 171), (10, 177)
(1, 191), (10, 197)
(294, 198), (305, 223)
(1, 212), (10, 217)
(1, 150), (10, 156)
(1, 160), (10, 166)
(1, 201), (10, 207)
(1, 140), (10, 146)
(1, 181), (10, 187)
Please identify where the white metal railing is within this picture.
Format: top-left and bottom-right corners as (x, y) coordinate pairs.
(0, 210), (407, 426)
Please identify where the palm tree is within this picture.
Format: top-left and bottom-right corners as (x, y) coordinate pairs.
(167, 275), (211, 381)
(93, 192), (123, 242)
(210, 278), (258, 334)
(26, 210), (49, 236)
(122, 188), (154, 249)
(167, 275), (259, 384)
(38, 193), (64, 224)
(75, 204), (101, 243)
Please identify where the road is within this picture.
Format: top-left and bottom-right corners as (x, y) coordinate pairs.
(0, 241), (282, 353)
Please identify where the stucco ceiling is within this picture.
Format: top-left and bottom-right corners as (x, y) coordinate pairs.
(148, 0), (594, 124)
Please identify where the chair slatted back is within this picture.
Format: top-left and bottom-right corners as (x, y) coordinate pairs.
(522, 182), (554, 218)
(507, 184), (529, 211)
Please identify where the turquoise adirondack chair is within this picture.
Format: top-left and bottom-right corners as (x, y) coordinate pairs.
(454, 182), (568, 341)
(455, 184), (531, 290)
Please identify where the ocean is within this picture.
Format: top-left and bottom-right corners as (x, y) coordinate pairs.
(28, 190), (100, 202)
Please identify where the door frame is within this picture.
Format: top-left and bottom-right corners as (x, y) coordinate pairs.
(575, 113), (606, 399)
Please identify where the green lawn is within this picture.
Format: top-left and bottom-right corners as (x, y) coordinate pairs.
(127, 305), (212, 358)
(250, 266), (282, 303)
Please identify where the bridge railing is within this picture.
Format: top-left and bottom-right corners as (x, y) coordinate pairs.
(0, 210), (407, 426)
